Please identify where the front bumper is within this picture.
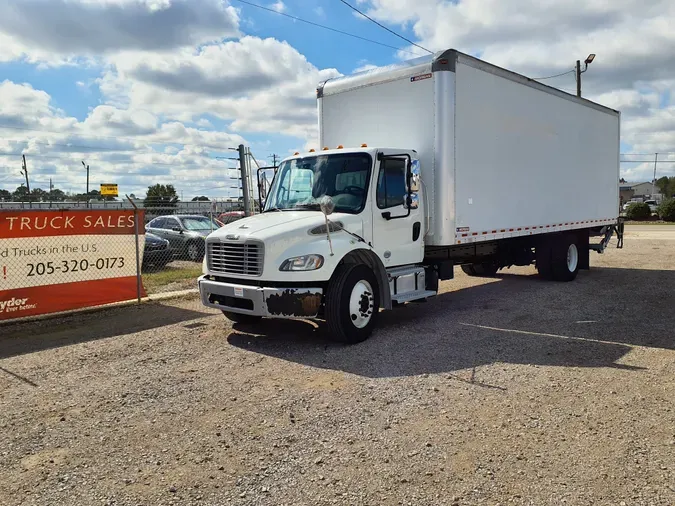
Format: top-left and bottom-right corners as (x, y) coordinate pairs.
(198, 276), (323, 318)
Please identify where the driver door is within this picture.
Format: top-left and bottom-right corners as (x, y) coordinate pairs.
(371, 152), (424, 267)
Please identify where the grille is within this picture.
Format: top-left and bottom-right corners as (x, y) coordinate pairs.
(208, 241), (264, 276)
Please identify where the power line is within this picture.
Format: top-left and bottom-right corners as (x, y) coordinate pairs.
(337, 0), (432, 55)
(232, 0), (424, 57)
(0, 123), (247, 153)
(531, 69), (576, 80)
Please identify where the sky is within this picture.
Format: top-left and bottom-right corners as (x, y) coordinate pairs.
(0, 0), (674, 200)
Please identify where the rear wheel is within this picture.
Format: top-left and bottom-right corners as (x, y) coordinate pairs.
(551, 235), (579, 282)
(325, 264), (380, 344)
(537, 234), (579, 282)
(222, 311), (262, 324)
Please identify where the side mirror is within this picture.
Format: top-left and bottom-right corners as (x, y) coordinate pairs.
(172, 227), (182, 233)
(319, 195), (335, 216)
(408, 159), (421, 193)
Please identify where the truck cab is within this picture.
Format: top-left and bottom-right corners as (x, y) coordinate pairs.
(198, 146), (430, 343)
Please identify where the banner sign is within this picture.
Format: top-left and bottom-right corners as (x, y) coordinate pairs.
(100, 184), (118, 197)
(0, 210), (146, 321)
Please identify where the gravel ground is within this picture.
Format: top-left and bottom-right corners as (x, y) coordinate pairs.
(1, 226), (674, 506)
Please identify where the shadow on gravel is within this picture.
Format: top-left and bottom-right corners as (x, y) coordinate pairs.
(0, 303), (213, 360)
(228, 267), (674, 378)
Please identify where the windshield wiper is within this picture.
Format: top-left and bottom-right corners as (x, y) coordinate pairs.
(291, 203), (321, 210)
(263, 207), (284, 213)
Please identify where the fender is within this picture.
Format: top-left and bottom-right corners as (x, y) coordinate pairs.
(334, 248), (392, 310)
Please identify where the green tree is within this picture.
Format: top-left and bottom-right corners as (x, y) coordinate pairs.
(192, 196), (210, 201)
(625, 202), (652, 220)
(144, 184), (179, 208)
(0, 189), (11, 201)
(655, 176), (675, 199)
(49, 189), (67, 202)
(30, 188), (49, 202)
(12, 185), (30, 201)
(657, 199), (675, 222)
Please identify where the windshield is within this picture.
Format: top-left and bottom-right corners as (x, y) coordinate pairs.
(263, 153), (372, 214)
(180, 217), (222, 231)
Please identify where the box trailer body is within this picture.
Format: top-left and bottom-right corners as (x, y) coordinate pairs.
(318, 49), (620, 248)
(198, 49), (624, 343)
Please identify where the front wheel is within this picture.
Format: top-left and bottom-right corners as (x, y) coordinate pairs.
(325, 264), (380, 344)
(222, 311), (262, 324)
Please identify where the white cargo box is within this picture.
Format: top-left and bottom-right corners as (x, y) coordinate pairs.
(318, 49), (620, 247)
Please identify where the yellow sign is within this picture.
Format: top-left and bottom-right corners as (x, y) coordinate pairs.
(100, 184), (118, 197)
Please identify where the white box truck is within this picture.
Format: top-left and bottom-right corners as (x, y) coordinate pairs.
(198, 49), (624, 343)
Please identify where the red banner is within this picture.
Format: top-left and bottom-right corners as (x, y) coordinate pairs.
(0, 209), (146, 321)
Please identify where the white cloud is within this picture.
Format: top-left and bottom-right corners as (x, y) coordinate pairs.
(0, 0), (239, 64)
(101, 36), (340, 138)
(354, 63), (379, 73)
(270, 1), (286, 13)
(0, 81), (246, 197)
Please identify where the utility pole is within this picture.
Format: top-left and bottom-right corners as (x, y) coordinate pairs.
(21, 154), (31, 207)
(238, 144), (252, 216)
(652, 153), (658, 199)
(269, 153), (279, 168)
(81, 160), (90, 207)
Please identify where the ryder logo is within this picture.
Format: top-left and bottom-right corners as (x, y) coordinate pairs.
(0, 297), (37, 314)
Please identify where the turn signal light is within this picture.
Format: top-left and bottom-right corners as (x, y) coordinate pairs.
(322, 147), (329, 150)
(361, 143), (368, 147)
(309, 148), (315, 152)
(293, 152), (299, 155)
(337, 145), (343, 149)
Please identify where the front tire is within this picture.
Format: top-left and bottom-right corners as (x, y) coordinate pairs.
(222, 311), (262, 324)
(325, 264), (380, 344)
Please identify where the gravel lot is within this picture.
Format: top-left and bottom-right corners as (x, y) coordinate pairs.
(1, 226), (674, 506)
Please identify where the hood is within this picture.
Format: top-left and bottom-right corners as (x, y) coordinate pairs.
(191, 229), (214, 238)
(145, 232), (166, 244)
(208, 211), (363, 241)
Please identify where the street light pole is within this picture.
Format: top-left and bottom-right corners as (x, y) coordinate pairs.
(575, 53), (595, 98)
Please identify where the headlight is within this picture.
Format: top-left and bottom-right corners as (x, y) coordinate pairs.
(279, 254), (324, 271)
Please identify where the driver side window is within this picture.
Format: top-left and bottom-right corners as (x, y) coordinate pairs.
(376, 158), (406, 209)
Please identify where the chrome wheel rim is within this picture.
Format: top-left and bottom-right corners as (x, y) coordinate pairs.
(567, 243), (578, 272)
(349, 280), (374, 329)
(188, 244), (199, 260)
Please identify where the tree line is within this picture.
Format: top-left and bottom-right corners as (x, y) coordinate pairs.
(0, 183), (215, 205)
(0, 185), (116, 203)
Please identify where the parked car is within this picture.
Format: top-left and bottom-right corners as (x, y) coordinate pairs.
(142, 232), (172, 270)
(146, 215), (223, 261)
(644, 200), (658, 214)
(217, 211), (245, 224)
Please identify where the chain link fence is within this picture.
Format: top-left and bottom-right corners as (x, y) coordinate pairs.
(0, 194), (270, 313)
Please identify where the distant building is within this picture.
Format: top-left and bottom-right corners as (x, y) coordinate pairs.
(630, 181), (655, 198)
